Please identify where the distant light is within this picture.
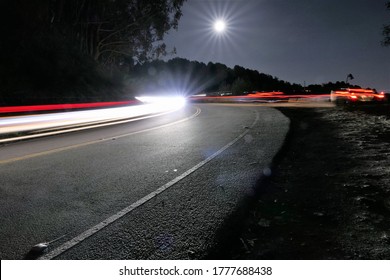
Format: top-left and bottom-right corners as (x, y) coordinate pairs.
(135, 95), (186, 111)
(135, 96), (186, 106)
(214, 20), (226, 33)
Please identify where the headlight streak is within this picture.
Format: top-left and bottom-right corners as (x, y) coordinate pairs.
(0, 97), (186, 135)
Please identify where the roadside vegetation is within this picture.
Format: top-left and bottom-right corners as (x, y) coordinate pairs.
(382, 1), (390, 46)
(128, 58), (363, 96)
(0, 0), (372, 107)
(0, 0), (185, 105)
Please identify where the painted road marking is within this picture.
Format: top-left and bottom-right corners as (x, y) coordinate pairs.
(39, 109), (260, 260)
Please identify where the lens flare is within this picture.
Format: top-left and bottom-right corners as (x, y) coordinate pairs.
(164, 0), (255, 65)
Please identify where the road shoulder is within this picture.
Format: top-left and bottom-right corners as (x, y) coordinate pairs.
(220, 106), (390, 259)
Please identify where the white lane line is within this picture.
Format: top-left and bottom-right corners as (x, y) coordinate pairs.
(39, 109), (260, 260)
(0, 107), (201, 164)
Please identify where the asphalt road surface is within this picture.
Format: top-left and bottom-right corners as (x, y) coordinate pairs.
(0, 104), (289, 259)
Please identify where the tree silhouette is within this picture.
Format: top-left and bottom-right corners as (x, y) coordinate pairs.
(0, 0), (185, 66)
(129, 59), (307, 95)
(0, 0), (186, 104)
(383, 1), (390, 46)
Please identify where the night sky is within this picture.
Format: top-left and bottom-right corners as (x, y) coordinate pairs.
(164, 0), (390, 91)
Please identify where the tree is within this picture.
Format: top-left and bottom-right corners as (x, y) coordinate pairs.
(58, 0), (186, 66)
(130, 59), (307, 95)
(231, 77), (252, 95)
(0, 0), (186, 66)
(383, 1), (390, 46)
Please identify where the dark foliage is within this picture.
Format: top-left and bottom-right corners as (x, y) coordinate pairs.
(383, 1), (390, 46)
(128, 58), (304, 95)
(0, 1), (364, 104)
(0, 0), (185, 105)
(128, 58), (358, 96)
(306, 81), (362, 94)
(0, 0), (185, 65)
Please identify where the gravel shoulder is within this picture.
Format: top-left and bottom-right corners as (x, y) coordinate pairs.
(222, 104), (390, 259)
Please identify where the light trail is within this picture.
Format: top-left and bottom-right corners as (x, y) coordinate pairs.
(0, 96), (186, 136)
(0, 101), (138, 114)
(190, 92), (331, 102)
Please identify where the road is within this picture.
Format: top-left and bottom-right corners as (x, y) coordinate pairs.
(0, 104), (289, 259)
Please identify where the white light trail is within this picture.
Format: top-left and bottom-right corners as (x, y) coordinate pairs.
(0, 96), (186, 135)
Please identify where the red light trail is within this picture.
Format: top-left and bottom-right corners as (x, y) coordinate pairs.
(0, 101), (138, 114)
